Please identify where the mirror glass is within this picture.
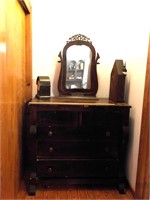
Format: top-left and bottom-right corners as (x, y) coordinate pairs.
(66, 45), (92, 90)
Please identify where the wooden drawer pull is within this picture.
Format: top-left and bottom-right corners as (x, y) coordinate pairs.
(48, 131), (53, 137)
(48, 167), (53, 174)
(30, 125), (37, 135)
(49, 147), (54, 153)
(105, 166), (109, 172)
(106, 131), (111, 137)
(105, 146), (109, 153)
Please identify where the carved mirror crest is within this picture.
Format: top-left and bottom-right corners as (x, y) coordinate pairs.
(58, 34), (100, 97)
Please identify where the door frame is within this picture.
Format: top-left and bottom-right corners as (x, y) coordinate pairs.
(135, 35), (149, 199)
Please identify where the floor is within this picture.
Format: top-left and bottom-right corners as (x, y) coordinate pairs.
(17, 182), (134, 199)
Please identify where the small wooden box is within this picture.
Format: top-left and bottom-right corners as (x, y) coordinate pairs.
(109, 60), (127, 103)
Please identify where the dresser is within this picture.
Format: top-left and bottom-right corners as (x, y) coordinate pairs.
(25, 97), (131, 195)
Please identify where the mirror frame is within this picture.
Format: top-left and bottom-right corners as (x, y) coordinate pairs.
(58, 34), (100, 96)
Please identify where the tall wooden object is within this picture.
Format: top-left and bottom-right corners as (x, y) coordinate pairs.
(109, 60), (127, 103)
(0, 0), (32, 199)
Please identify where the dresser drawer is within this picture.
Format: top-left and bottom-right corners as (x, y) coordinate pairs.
(84, 125), (120, 139)
(36, 159), (119, 178)
(37, 126), (79, 140)
(82, 110), (122, 126)
(37, 125), (120, 140)
(37, 111), (79, 126)
(37, 140), (119, 158)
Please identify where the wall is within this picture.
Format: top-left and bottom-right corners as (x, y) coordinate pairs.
(31, 0), (150, 191)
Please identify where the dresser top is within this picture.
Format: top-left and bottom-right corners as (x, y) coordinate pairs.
(29, 96), (131, 107)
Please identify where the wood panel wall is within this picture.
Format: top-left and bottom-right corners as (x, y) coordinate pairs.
(0, 0), (32, 199)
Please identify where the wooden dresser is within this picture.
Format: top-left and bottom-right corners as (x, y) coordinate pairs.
(25, 97), (131, 195)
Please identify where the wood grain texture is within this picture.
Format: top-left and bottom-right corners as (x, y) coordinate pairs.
(25, 12), (32, 101)
(135, 36), (150, 199)
(0, 0), (31, 198)
(29, 97), (131, 106)
(16, 182), (134, 199)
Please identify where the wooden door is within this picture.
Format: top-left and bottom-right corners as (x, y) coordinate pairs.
(0, 0), (32, 198)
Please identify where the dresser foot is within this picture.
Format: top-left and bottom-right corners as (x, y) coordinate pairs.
(118, 183), (125, 194)
(27, 184), (36, 196)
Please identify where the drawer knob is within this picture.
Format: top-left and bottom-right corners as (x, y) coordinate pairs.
(105, 166), (109, 172)
(49, 147), (54, 153)
(105, 146), (109, 153)
(48, 167), (53, 173)
(106, 131), (111, 137)
(30, 125), (37, 135)
(48, 131), (53, 137)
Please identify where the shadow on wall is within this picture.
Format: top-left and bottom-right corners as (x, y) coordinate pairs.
(32, 61), (61, 98)
(52, 61), (61, 96)
(124, 78), (130, 103)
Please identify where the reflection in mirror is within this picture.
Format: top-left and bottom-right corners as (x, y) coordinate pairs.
(58, 34), (100, 97)
(66, 45), (92, 90)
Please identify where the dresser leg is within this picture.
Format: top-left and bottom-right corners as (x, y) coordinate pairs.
(27, 172), (37, 195)
(118, 183), (125, 194)
(28, 184), (36, 196)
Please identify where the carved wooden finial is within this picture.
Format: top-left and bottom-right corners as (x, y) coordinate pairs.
(67, 34), (92, 44)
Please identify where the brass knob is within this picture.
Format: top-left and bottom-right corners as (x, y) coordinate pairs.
(105, 166), (109, 172)
(106, 131), (111, 137)
(48, 167), (53, 173)
(49, 147), (53, 153)
(48, 131), (53, 137)
(105, 146), (109, 153)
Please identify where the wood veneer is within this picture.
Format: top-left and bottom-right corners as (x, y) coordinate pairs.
(17, 181), (133, 199)
(135, 35), (149, 199)
(0, 0), (32, 199)
(25, 10), (32, 102)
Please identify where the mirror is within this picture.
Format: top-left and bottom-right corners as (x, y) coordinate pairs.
(66, 45), (92, 90)
(58, 34), (100, 97)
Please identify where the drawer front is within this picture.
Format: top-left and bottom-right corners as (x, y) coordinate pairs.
(37, 126), (79, 140)
(37, 140), (119, 158)
(36, 159), (119, 178)
(37, 125), (120, 140)
(37, 111), (79, 127)
(82, 110), (122, 126)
